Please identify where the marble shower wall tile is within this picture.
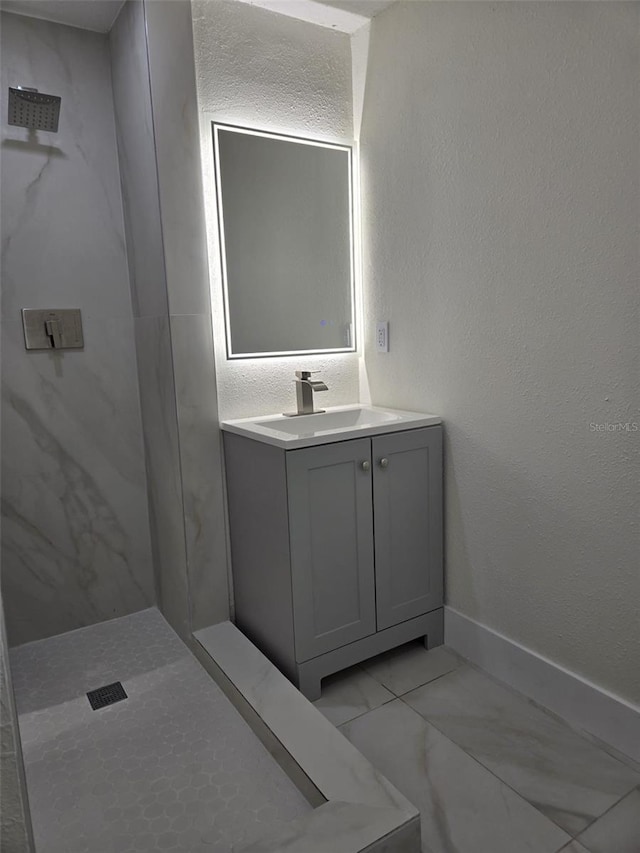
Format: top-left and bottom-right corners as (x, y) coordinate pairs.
(170, 314), (229, 629)
(0, 12), (132, 320)
(134, 316), (190, 637)
(143, 0), (230, 628)
(109, 0), (168, 319)
(110, 1), (191, 636)
(0, 594), (34, 852)
(1, 318), (155, 644)
(403, 665), (640, 836)
(144, 0), (212, 318)
(1, 11), (155, 644)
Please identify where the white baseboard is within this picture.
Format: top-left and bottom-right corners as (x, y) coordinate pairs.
(444, 606), (640, 765)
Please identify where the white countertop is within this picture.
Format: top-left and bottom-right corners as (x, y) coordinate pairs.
(221, 404), (442, 449)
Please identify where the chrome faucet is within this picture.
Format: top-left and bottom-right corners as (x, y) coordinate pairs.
(284, 370), (328, 417)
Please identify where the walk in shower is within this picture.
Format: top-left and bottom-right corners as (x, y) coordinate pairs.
(10, 610), (310, 852)
(0, 3), (312, 850)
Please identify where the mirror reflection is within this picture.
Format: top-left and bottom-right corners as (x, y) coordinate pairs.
(213, 124), (355, 358)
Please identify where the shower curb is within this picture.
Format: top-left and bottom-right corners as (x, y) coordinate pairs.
(193, 622), (420, 853)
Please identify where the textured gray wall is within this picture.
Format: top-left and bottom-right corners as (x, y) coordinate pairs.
(192, 0), (358, 420)
(1, 12), (155, 645)
(0, 594), (34, 852)
(361, 1), (639, 703)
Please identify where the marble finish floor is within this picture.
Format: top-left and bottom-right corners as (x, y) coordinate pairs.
(314, 640), (640, 853)
(11, 608), (311, 853)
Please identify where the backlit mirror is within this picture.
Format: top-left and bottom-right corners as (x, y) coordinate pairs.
(213, 123), (356, 358)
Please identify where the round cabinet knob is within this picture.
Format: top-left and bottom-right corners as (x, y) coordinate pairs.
(379, 458), (389, 469)
(361, 460), (371, 472)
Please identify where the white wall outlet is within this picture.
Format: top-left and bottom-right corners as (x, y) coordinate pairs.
(376, 321), (389, 353)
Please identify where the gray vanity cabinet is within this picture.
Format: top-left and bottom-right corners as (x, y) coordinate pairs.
(287, 438), (377, 661)
(372, 428), (443, 630)
(223, 425), (443, 700)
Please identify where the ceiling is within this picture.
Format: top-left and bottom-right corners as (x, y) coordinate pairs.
(315, 0), (395, 18)
(233, 0), (396, 32)
(1, 0), (125, 32)
(0, 0), (394, 34)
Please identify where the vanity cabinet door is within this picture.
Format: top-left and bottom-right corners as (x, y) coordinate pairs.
(287, 438), (376, 662)
(372, 427), (443, 630)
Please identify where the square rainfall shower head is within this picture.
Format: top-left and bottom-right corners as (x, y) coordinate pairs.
(8, 87), (61, 132)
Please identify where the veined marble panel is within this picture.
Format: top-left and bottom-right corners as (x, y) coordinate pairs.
(144, 0), (212, 317)
(0, 594), (34, 852)
(134, 315), (189, 638)
(236, 801), (418, 853)
(340, 699), (570, 853)
(110, 2), (191, 635)
(141, 0), (230, 630)
(110, 0), (168, 319)
(170, 314), (229, 629)
(195, 621), (420, 853)
(1, 318), (155, 645)
(0, 12), (132, 320)
(403, 665), (640, 836)
(577, 787), (640, 853)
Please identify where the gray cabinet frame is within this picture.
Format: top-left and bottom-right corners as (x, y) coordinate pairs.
(287, 438), (377, 661)
(373, 428), (443, 629)
(223, 425), (443, 700)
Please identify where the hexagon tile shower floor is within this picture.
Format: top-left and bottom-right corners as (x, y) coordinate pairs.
(10, 608), (311, 853)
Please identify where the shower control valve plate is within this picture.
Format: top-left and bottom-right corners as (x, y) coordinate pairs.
(22, 308), (84, 350)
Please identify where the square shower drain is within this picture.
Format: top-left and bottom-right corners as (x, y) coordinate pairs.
(87, 681), (127, 710)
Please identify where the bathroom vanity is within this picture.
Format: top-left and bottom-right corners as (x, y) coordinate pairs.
(221, 406), (443, 700)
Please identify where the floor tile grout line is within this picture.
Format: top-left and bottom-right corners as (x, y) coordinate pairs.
(574, 729), (640, 776)
(360, 659), (462, 699)
(329, 647), (638, 843)
(459, 659), (640, 781)
(334, 696), (398, 730)
(327, 650), (464, 729)
(313, 665), (395, 727)
(392, 665), (462, 699)
(338, 692), (574, 846)
(394, 693), (584, 841)
(451, 655), (640, 774)
(390, 652), (639, 784)
(569, 783), (640, 841)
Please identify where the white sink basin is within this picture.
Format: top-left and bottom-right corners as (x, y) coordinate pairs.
(221, 405), (441, 449)
(255, 407), (399, 434)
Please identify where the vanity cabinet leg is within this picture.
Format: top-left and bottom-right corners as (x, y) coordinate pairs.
(296, 667), (322, 702)
(423, 608), (445, 650)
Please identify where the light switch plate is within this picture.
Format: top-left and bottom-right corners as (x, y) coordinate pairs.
(22, 308), (84, 350)
(376, 321), (389, 353)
